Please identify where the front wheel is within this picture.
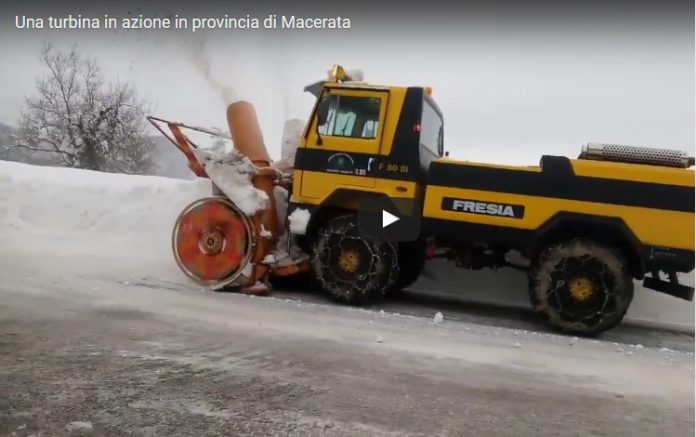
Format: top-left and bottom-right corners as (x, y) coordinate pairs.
(311, 215), (398, 305)
(528, 239), (634, 336)
(388, 240), (426, 293)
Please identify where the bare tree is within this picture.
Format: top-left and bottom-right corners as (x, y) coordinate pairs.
(14, 44), (155, 174)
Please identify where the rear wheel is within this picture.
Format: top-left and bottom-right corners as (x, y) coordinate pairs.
(528, 239), (634, 336)
(311, 215), (398, 305)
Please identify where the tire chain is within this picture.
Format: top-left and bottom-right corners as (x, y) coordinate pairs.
(545, 253), (617, 327)
(312, 217), (399, 304)
(530, 239), (633, 334)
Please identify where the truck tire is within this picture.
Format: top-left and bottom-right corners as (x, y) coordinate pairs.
(389, 240), (426, 293)
(311, 215), (398, 305)
(528, 239), (634, 336)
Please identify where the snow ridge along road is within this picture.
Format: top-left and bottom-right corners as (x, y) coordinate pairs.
(0, 161), (693, 435)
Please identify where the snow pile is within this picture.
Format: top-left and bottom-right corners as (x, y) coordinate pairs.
(433, 312), (444, 324)
(288, 208), (311, 235)
(0, 160), (211, 278)
(194, 149), (268, 215)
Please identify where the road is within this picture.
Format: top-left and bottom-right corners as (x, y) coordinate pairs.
(1, 264), (693, 436)
(2, 154), (693, 436)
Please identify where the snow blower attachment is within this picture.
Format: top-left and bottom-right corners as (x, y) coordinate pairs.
(147, 103), (309, 295)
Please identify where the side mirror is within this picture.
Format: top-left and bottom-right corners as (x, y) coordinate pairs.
(317, 97), (330, 127)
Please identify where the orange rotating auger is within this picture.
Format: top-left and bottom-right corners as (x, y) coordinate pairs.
(148, 102), (307, 294)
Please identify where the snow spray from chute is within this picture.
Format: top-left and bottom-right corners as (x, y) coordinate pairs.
(178, 35), (238, 107)
(151, 37), (311, 292)
(175, 34), (303, 168)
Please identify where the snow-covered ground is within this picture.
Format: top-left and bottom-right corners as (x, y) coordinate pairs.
(0, 160), (693, 435)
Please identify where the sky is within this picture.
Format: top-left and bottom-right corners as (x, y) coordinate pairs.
(0, 0), (694, 165)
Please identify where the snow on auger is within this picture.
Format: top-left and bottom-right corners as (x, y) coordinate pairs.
(148, 102), (309, 295)
(151, 65), (695, 336)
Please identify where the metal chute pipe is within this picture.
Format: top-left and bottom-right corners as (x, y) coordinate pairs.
(226, 101), (272, 166)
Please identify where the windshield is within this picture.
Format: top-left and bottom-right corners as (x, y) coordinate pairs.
(420, 98), (444, 156)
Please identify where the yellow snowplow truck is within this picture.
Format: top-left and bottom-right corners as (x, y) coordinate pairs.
(287, 65), (695, 335)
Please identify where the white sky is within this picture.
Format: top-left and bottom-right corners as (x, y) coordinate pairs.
(0, 19), (693, 165)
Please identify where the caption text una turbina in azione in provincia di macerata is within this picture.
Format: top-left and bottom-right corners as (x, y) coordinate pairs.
(14, 14), (353, 31)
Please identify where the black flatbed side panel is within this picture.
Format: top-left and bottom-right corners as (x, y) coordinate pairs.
(427, 156), (695, 213)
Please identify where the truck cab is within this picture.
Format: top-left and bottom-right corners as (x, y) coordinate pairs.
(292, 66), (443, 207)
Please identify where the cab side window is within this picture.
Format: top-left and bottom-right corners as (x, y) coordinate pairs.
(317, 95), (381, 139)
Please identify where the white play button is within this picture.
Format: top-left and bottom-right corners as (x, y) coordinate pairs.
(358, 198), (420, 241)
(382, 210), (400, 228)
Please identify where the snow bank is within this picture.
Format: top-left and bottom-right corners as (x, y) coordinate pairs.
(0, 160), (211, 279)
